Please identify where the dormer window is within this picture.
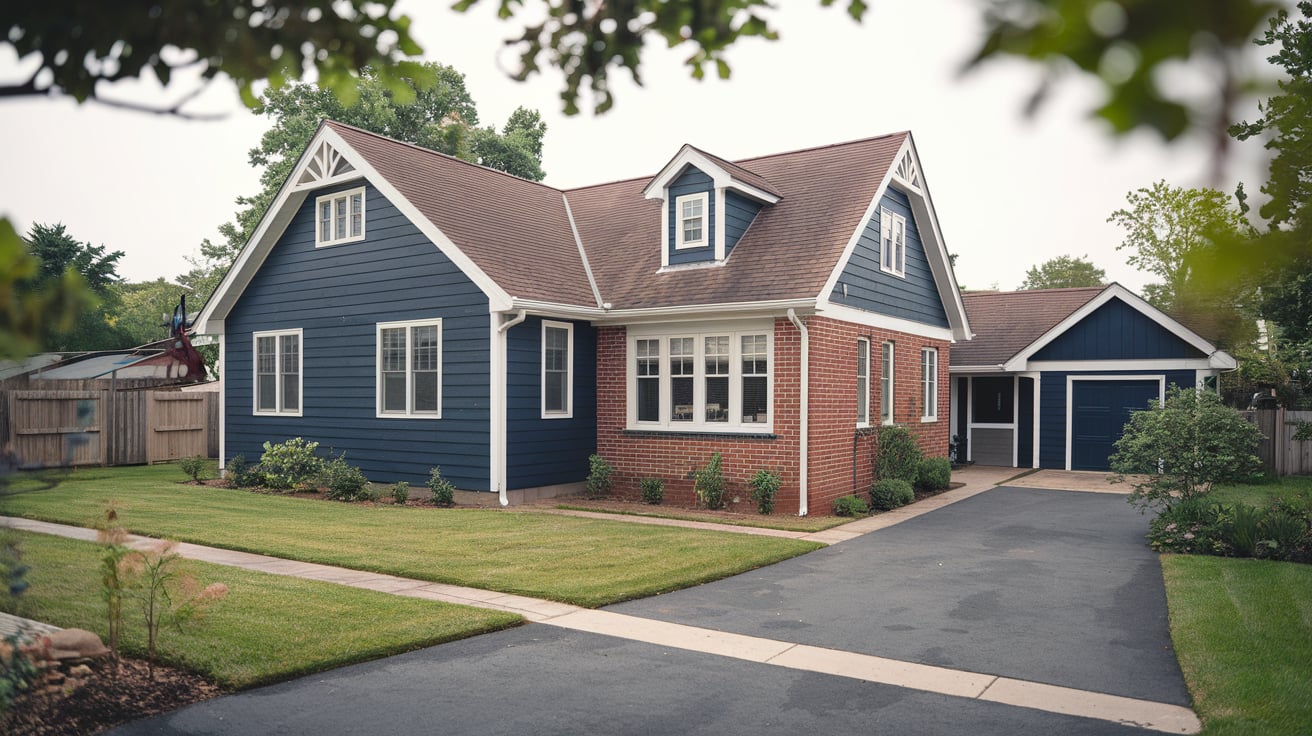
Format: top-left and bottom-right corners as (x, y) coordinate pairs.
(676, 193), (708, 249)
(879, 207), (906, 277)
(317, 187), (366, 247)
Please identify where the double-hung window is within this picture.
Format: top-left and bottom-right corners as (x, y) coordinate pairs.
(856, 339), (870, 426)
(879, 207), (907, 277)
(316, 186), (366, 247)
(377, 319), (441, 418)
(542, 321), (573, 418)
(253, 329), (301, 416)
(880, 341), (894, 424)
(630, 325), (771, 431)
(675, 192), (708, 249)
(921, 347), (938, 421)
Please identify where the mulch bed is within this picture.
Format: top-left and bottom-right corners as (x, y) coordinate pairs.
(3, 656), (224, 736)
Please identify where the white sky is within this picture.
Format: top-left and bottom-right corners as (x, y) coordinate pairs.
(0, 1), (1276, 294)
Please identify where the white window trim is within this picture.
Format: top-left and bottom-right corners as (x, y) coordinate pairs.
(375, 318), (442, 419)
(315, 186), (366, 248)
(674, 192), (709, 250)
(626, 321), (773, 434)
(252, 328), (303, 417)
(881, 341), (895, 425)
(879, 207), (907, 278)
(856, 338), (871, 428)
(541, 320), (574, 419)
(921, 347), (938, 422)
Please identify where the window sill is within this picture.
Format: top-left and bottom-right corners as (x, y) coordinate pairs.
(920, 416), (938, 423)
(253, 411), (302, 418)
(623, 428), (777, 440)
(315, 234), (366, 249)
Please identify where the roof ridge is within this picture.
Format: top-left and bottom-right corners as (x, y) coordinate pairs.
(963, 285), (1107, 297)
(732, 131), (909, 166)
(324, 119), (564, 194)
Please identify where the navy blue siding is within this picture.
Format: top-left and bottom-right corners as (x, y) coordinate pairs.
(1032, 297), (1205, 361)
(1016, 377), (1034, 468)
(724, 191), (764, 255)
(1038, 369), (1197, 469)
(831, 188), (950, 328)
(667, 167), (716, 265)
(225, 182), (492, 490)
(505, 317), (598, 488)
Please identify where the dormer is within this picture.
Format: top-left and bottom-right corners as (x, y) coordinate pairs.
(643, 145), (782, 269)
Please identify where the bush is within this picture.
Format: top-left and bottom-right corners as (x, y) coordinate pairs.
(1111, 387), (1264, 511)
(179, 455), (214, 483)
(916, 456), (952, 491)
(585, 454), (613, 500)
(748, 469), (781, 515)
(1226, 504), (1264, 557)
(321, 456), (371, 501)
(259, 438), (323, 491)
(1259, 511), (1310, 562)
(870, 478), (915, 511)
(639, 477), (664, 505)
(693, 452), (727, 510)
(391, 481), (410, 505)
(1147, 497), (1230, 555)
(876, 425), (922, 482)
(428, 467), (456, 507)
(833, 495), (869, 517)
(223, 455), (261, 488)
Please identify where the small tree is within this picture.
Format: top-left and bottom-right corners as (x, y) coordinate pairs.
(130, 541), (228, 680)
(1111, 387), (1264, 511)
(585, 454), (613, 500)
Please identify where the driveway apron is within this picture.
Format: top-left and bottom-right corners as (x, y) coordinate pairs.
(609, 485), (1191, 707)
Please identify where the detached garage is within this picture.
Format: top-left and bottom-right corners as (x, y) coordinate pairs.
(949, 284), (1236, 471)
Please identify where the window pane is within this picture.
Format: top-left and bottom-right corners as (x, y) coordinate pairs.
(350, 193), (363, 237)
(411, 326), (439, 371)
(319, 202), (332, 243)
(256, 337), (276, 374)
(282, 373), (299, 411)
(638, 378), (660, 422)
(671, 378), (693, 421)
(706, 378), (728, 422)
(382, 328), (406, 372)
(383, 372), (407, 412)
(857, 341), (869, 424)
(545, 372), (566, 413)
(280, 335), (299, 375)
(742, 377), (767, 423)
(257, 375), (277, 411)
(334, 196), (347, 239)
(881, 342), (894, 423)
(413, 370), (439, 412)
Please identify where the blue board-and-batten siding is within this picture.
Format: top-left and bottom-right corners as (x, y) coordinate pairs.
(830, 188), (950, 328)
(667, 167), (716, 265)
(505, 317), (598, 488)
(1032, 298), (1205, 361)
(1037, 369), (1196, 469)
(724, 191), (763, 255)
(224, 182), (493, 490)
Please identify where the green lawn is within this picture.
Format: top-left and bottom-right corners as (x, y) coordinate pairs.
(554, 504), (850, 532)
(3, 531), (520, 689)
(1209, 475), (1312, 509)
(1162, 554), (1312, 736)
(0, 465), (822, 607)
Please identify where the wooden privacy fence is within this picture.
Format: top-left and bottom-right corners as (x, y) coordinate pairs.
(1245, 408), (1312, 477)
(1, 389), (217, 468)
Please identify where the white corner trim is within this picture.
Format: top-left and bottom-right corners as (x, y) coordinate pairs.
(1063, 373), (1165, 471)
(714, 188), (727, 262)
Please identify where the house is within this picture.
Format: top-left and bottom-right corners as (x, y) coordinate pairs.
(195, 121), (971, 514)
(948, 284), (1236, 471)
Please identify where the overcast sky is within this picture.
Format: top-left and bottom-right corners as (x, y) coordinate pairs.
(0, 1), (1277, 295)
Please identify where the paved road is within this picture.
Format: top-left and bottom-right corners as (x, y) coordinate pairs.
(109, 486), (1188, 735)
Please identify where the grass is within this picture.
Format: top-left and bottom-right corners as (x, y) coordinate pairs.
(1209, 475), (1312, 509)
(1162, 554), (1312, 736)
(553, 504), (850, 532)
(2, 531), (520, 689)
(0, 465), (822, 607)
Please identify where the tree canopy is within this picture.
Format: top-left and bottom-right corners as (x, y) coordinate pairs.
(21, 223), (133, 352)
(1018, 255), (1106, 290)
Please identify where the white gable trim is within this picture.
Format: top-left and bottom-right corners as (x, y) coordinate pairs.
(641, 145), (781, 204)
(818, 134), (971, 342)
(1002, 283), (1237, 372)
(195, 124), (511, 335)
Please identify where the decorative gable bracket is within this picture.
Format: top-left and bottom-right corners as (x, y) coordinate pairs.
(293, 140), (358, 190)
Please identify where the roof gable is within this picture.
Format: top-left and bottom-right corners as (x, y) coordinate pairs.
(1031, 296), (1207, 361)
(642, 144), (782, 204)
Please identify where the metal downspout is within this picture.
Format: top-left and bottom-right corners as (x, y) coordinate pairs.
(494, 309), (528, 506)
(787, 309), (809, 516)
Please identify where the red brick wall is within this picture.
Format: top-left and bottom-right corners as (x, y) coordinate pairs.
(595, 316), (951, 515)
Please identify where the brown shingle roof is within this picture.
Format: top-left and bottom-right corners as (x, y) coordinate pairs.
(328, 122), (598, 306)
(684, 145), (783, 199)
(952, 287), (1105, 366)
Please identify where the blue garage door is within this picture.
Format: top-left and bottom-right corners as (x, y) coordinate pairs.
(1070, 380), (1160, 471)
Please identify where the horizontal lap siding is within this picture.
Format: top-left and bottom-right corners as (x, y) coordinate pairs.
(506, 317), (597, 488)
(830, 188), (950, 328)
(724, 191), (764, 255)
(226, 183), (492, 490)
(1032, 298), (1205, 361)
(667, 167), (716, 265)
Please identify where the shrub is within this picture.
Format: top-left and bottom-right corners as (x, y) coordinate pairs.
(876, 425), (922, 482)
(259, 438), (323, 491)
(391, 481), (410, 505)
(693, 452), (727, 510)
(179, 455), (214, 483)
(428, 467), (456, 507)
(1146, 497), (1229, 556)
(1110, 387), (1264, 511)
(1259, 511), (1310, 562)
(223, 455), (261, 488)
(585, 454), (613, 500)
(748, 469), (781, 515)
(916, 457), (952, 491)
(321, 456), (371, 501)
(1226, 504), (1264, 557)
(870, 478), (915, 511)
(833, 495), (869, 517)
(639, 477), (664, 505)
